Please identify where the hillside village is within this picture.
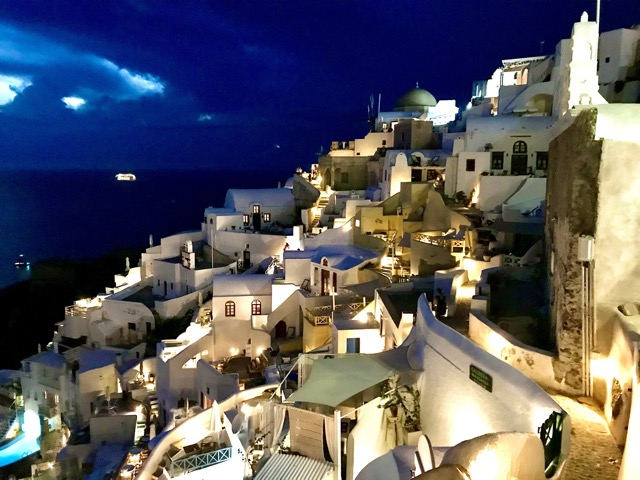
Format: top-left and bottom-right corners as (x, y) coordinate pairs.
(1, 12), (640, 480)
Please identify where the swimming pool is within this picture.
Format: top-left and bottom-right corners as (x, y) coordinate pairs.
(0, 410), (41, 468)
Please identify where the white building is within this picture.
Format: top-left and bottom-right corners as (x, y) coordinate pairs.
(224, 188), (296, 230)
(284, 244), (381, 297)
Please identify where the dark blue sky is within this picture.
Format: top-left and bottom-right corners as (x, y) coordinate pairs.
(0, 0), (638, 171)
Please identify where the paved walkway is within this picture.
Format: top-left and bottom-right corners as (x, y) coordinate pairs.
(550, 394), (622, 479)
(441, 281), (623, 480)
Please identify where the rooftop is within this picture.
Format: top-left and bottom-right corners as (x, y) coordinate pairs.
(23, 351), (67, 369)
(284, 245), (379, 271)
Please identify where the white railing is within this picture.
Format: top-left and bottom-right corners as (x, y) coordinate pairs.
(169, 446), (232, 476)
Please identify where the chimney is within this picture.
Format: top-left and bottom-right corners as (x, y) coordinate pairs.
(37, 344), (41, 353)
(116, 353), (123, 366)
(53, 341), (59, 354)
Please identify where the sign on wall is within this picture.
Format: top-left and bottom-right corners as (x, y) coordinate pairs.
(469, 364), (493, 392)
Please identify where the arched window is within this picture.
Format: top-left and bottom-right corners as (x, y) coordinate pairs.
(225, 301), (235, 317)
(251, 300), (261, 315)
(513, 141), (527, 154)
(322, 258), (328, 267)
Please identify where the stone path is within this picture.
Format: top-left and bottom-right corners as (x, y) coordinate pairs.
(550, 393), (622, 479)
(440, 280), (623, 479)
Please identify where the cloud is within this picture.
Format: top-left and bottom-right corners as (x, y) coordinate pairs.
(98, 58), (164, 96)
(61, 96), (86, 110)
(0, 22), (165, 113)
(0, 74), (31, 106)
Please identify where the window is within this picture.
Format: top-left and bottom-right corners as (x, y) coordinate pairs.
(262, 213), (271, 222)
(128, 322), (136, 331)
(251, 300), (261, 315)
(513, 141), (527, 154)
(605, 57), (610, 63)
(341, 172), (349, 183)
(157, 279), (160, 287)
(466, 158), (476, 172)
(225, 301), (235, 317)
(252, 204), (260, 214)
(170, 282), (174, 290)
(536, 152), (549, 170)
(209, 218), (213, 224)
(382, 140), (387, 146)
(243, 214), (249, 225)
(491, 152), (504, 170)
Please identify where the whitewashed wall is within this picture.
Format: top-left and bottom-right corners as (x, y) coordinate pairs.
(414, 295), (570, 466)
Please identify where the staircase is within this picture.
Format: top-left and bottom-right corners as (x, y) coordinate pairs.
(309, 192), (330, 231)
(133, 391), (159, 442)
(149, 391), (159, 418)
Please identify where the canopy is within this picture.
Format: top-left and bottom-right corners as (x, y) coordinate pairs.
(286, 347), (419, 408)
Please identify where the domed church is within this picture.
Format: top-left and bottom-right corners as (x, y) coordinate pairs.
(393, 83), (438, 113)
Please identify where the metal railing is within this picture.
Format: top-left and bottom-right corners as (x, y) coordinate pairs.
(169, 447), (232, 476)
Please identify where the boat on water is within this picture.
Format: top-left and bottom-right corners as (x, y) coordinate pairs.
(15, 254), (30, 269)
(115, 173), (136, 181)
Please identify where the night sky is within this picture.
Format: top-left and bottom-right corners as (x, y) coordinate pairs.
(0, 1), (638, 171)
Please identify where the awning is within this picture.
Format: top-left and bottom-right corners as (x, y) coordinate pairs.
(285, 347), (418, 408)
(255, 452), (334, 480)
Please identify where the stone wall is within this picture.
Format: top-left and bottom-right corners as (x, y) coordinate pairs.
(545, 109), (602, 392)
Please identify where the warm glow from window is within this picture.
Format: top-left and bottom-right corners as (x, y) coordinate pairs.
(230, 347), (239, 356)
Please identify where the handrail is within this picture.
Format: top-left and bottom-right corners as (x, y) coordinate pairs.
(169, 446), (232, 476)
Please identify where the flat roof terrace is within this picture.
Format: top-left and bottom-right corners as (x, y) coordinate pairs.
(120, 286), (162, 309)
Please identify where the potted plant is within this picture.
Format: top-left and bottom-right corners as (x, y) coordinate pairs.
(379, 376), (421, 446)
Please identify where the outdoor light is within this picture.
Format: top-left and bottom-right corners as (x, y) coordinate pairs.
(22, 409), (41, 439)
(231, 347), (239, 356)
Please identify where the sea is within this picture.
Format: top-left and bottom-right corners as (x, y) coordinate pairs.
(0, 168), (294, 289)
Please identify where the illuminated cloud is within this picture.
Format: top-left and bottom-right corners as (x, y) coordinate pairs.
(98, 59), (165, 96)
(62, 96), (86, 110)
(198, 113), (214, 122)
(0, 74), (31, 105)
(0, 22), (165, 110)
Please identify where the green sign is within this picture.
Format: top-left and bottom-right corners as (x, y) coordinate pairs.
(470, 365), (493, 392)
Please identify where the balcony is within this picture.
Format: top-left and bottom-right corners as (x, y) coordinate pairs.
(304, 303), (363, 326)
(38, 403), (59, 419)
(169, 446), (232, 477)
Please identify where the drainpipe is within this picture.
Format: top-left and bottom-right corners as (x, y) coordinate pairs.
(578, 235), (595, 396)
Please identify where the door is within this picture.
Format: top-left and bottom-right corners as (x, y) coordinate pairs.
(252, 204), (261, 230)
(511, 155), (528, 175)
(346, 338), (360, 353)
(321, 269), (330, 296)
